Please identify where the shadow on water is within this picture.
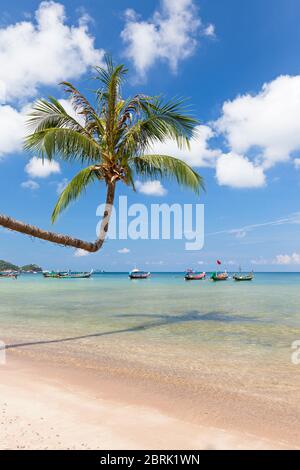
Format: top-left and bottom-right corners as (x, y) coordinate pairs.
(5, 310), (259, 350)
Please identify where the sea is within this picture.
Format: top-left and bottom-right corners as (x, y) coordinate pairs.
(1, 272), (300, 405)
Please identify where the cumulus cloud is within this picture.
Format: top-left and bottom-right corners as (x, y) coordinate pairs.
(215, 153), (266, 188)
(0, 1), (104, 103)
(215, 75), (300, 169)
(121, 0), (214, 76)
(0, 2), (103, 160)
(21, 180), (40, 190)
(294, 159), (300, 169)
(59, 99), (85, 127)
(273, 253), (300, 265)
(140, 73), (300, 189)
(25, 157), (60, 178)
(0, 105), (25, 156)
(118, 248), (130, 254)
(251, 257), (268, 266)
(149, 125), (221, 167)
(204, 24), (215, 37)
(135, 180), (167, 196)
(74, 248), (89, 257)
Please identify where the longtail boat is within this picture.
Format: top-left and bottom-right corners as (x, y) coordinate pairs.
(129, 268), (150, 279)
(0, 271), (18, 279)
(184, 269), (206, 281)
(233, 272), (254, 282)
(210, 271), (229, 282)
(43, 270), (92, 279)
(43, 271), (66, 278)
(60, 271), (93, 279)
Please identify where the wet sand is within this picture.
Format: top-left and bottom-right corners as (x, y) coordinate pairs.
(0, 352), (298, 450)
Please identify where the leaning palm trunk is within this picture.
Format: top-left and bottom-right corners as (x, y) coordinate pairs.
(0, 182), (116, 253)
(0, 56), (204, 253)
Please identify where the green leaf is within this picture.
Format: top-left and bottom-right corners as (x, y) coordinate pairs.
(132, 154), (204, 195)
(24, 128), (101, 163)
(51, 166), (100, 223)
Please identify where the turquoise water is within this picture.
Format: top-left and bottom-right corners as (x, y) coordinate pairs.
(1, 272), (300, 401)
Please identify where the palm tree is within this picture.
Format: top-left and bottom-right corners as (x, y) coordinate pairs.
(0, 56), (204, 253)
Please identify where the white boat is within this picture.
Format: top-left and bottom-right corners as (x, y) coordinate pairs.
(129, 268), (151, 279)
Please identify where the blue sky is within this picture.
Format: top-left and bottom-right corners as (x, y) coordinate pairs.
(1, 0), (300, 271)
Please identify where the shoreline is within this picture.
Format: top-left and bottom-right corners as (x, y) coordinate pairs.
(1, 350), (298, 450)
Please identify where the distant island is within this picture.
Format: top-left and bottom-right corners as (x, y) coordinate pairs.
(0, 260), (43, 272)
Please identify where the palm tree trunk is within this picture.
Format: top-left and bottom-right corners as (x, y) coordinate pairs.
(0, 182), (116, 253)
(94, 181), (116, 251)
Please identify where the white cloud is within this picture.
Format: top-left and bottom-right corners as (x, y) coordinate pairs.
(149, 125), (221, 167)
(251, 257), (269, 266)
(0, 105), (25, 156)
(215, 75), (300, 169)
(294, 159), (300, 169)
(74, 248), (89, 257)
(235, 230), (247, 239)
(121, 0), (213, 76)
(118, 248), (130, 254)
(0, 98), (86, 160)
(21, 180), (40, 190)
(59, 99), (85, 127)
(273, 253), (300, 265)
(148, 74), (300, 189)
(0, 1), (104, 103)
(25, 157), (60, 178)
(135, 180), (167, 196)
(215, 153), (266, 188)
(204, 24), (215, 37)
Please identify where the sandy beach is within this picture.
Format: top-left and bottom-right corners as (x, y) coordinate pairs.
(0, 351), (298, 450)
(1, 273), (300, 450)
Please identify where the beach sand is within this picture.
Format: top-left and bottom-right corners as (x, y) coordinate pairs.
(0, 352), (298, 450)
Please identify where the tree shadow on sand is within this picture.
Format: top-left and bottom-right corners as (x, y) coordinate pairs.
(5, 310), (259, 350)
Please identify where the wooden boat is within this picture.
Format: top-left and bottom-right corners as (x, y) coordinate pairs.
(59, 271), (92, 279)
(185, 269), (206, 281)
(233, 272), (254, 282)
(43, 271), (65, 278)
(43, 270), (92, 279)
(0, 271), (18, 279)
(129, 268), (150, 279)
(210, 271), (229, 282)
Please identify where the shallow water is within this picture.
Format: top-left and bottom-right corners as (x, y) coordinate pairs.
(1, 273), (300, 402)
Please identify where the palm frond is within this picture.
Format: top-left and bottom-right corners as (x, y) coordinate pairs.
(60, 82), (98, 123)
(93, 55), (128, 153)
(26, 97), (90, 136)
(52, 166), (100, 223)
(94, 54), (128, 91)
(131, 154), (204, 194)
(24, 128), (101, 163)
(119, 97), (198, 158)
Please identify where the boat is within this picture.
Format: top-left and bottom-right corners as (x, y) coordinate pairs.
(43, 271), (65, 278)
(210, 271), (229, 282)
(184, 269), (206, 281)
(59, 271), (93, 279)
(233, 272), (254, 282)
(129, 268), (150, 279)
(0, 271), (18, 279)
(43, 270), (92, 279)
